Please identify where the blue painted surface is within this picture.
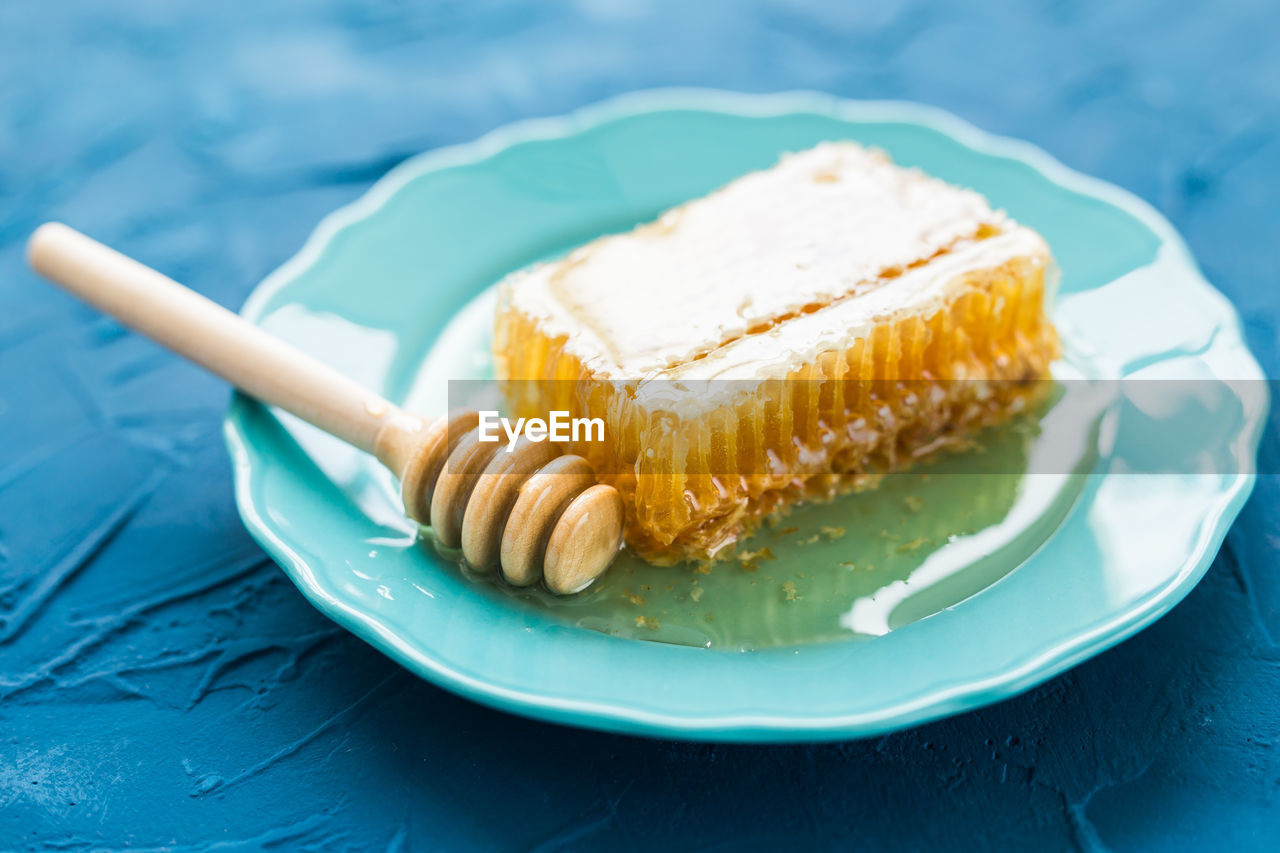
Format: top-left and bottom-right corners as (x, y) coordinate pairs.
(1, 1), (1276, 849)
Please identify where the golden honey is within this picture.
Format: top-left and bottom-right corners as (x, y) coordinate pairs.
(493, 142), (1059, 561)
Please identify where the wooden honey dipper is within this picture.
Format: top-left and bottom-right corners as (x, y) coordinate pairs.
(27, 223), (625, 595)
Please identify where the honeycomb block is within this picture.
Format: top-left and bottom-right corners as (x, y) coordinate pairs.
(493, 142), (1060, 561)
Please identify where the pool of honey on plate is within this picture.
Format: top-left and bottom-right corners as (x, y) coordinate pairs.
(408, 287), (1100, 651)
(430, 393), (1095, 651)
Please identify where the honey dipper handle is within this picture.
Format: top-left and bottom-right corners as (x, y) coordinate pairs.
(27, 222), (409, 455)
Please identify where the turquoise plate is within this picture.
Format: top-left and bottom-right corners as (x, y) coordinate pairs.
(225, 90), (1266, 741)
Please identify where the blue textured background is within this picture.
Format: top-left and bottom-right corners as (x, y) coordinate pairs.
(2, 1), (1278, 850)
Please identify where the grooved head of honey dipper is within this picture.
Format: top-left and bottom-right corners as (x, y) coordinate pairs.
(392, 409), (480, 524)
(543, 483), (625, 595)
(430, 428), (506, 549)
(499, 455), (595, 587)
(461, 437), (560, 572)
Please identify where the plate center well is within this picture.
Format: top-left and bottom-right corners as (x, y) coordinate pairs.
(398, 286), (1103, 650)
